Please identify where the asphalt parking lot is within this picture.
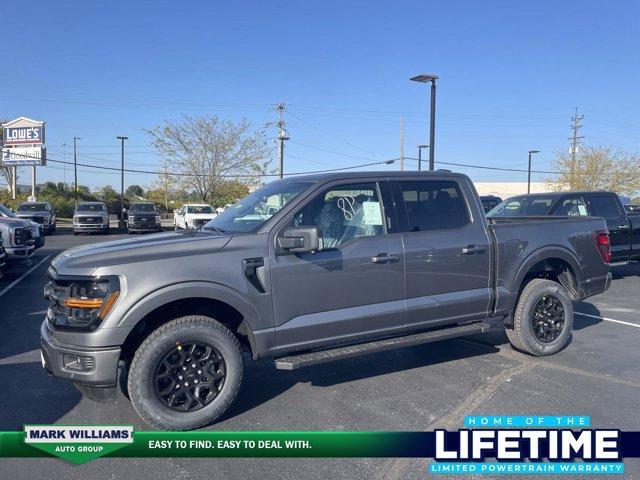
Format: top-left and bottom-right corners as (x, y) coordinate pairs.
(1, 229), (639, 479)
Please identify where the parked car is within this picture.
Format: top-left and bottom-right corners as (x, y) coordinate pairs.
(0, 232), (7, 273)
(479, 195), (503, 213)
(41, 171), (611, 430)
(73, 202), (110, 235)
(127, 203), (162, 234)
(15, 201), (56, 235)
(487, 191), (640, 263)
(0, 215), (35, 259)
(174, 204), (217, 230)
(0, 203), (45, 249)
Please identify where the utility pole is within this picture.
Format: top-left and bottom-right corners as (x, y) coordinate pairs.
(276, 103), (289, 179)
(527, 150), (540, 194)
(117, 136), (128, 228)
(73, 137), (81, 207)
(62, 142), (67, 189)
(400, 116), (404, 171)
(568, 108), (584, 190)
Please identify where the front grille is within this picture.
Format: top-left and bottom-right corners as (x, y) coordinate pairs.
(193, 219), (208, 227)
(78, 216), (101, 223)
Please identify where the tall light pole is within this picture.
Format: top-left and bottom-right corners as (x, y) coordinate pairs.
(73, 137), (81, 207)
(417, 145), (429, 171)
(410, 74), (438, 170)
(117, 136), (128, 228)
(527, 150), (540, 194)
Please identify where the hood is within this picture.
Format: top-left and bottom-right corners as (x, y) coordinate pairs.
(0, 216), (31, 228)
(186, 213), (217, 219)
(50, 231), (232, 275)
(16, 210), (50, 217)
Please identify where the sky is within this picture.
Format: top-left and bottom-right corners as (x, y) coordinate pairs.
(1, 0), (639, 190)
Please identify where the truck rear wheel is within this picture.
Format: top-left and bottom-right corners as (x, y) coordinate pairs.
(128, 315), (243, 430)
(505, 278), (573, 356)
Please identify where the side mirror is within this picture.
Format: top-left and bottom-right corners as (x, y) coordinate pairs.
(279, 226), (322, 253)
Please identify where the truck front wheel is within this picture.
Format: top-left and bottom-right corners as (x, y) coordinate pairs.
(128, 315), (243, 430)
(505, 278), (573, 356)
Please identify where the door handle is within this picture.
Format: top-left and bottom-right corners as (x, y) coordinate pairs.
(371, 253), (400, 264)
(618, 225), (630, 229)
(462, 245), (486, 255)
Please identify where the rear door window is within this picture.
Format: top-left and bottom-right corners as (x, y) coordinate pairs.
(395, 180), (470, 232)
(551, 196), (589, 216)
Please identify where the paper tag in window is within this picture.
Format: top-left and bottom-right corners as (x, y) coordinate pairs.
(362, 201), (383, 225)
(578, 205), (587, 216)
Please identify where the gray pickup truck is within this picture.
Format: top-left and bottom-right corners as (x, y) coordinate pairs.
(41, 171), (611, 430)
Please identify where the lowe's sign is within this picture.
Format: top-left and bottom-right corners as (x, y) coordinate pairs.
(2, 117), (45, 146)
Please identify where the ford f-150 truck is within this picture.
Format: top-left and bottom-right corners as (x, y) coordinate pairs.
(487, 191), (640, 263)
(41, 171), (611, 430)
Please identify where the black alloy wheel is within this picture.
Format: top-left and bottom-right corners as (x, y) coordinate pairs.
(531, 294), (565, 343)
(154, 342), (226, 412)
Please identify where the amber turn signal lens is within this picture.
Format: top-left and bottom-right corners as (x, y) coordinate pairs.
(97, 292), (120, 319)
(62, 298), (104, 309)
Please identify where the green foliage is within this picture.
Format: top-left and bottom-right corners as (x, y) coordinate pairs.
(125, 184), (145, 198)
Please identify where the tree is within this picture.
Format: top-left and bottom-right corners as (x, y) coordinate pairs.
(211, 180), (250, 207)
(547, 146), (640, 196)
(97, 185), (122, 213)
(125, 184), (145, 198)
(146, 116), (271, 203)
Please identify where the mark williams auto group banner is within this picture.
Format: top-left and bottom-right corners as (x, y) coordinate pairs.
(0, 415), (639, 474)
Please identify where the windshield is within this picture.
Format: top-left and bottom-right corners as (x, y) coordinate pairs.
(203, 181), (312, 233)
(187, 205), (214, 214)
(0, 204), (16, 218)
(130, 204), (157, 212)
(18, 203), (48, 212)
(487, 196), (558, 217)
(77, 203), (106, 212)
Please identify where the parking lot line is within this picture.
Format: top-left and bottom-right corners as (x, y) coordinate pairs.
(575, 311), (640, 329)
(0, 255), (52, 299)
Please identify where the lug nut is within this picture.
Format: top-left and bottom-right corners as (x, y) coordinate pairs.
(197, 370), (202, 374)
(194, 380), (198, 384)
(184, 382), (189, 386)
(178, 375), (183, 380)
(182, 366), (187, 370)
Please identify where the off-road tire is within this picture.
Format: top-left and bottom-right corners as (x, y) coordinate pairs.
(128, 315), (243, 430)
(505, 278), (573, 356)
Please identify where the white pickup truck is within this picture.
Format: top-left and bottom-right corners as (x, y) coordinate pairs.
(174, 204), (217, 230)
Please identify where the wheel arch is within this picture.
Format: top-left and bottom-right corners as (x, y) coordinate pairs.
(119, 282), (264, 363)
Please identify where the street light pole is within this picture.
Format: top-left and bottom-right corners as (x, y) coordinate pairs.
(527, 150), (540, 194)
(417, 145), (429, 171)
(117, 136), (128, 228)
(410, 74), (439, 170)
(73, 137), (81, 207)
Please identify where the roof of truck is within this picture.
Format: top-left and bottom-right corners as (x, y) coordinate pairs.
(274, 170), (466, 183)
(507, 191), (616, 198)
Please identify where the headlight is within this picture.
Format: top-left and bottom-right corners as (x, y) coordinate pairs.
(155, 214), (161, 222)
(128, 216), (135, 223)
(13, 228), (24, 245)
(45, 276), (120, 331)
(73, 216), (79, 223)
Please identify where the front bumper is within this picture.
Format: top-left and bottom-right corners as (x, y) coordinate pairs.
(128, 222), (162, 232)
(40, 321), (121, 388)
(5, 244), (35, 257)
(74, 223), (109, 232)
(34, 236), (45, 249)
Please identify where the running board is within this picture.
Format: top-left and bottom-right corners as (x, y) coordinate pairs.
(274, 322), (489, 370)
